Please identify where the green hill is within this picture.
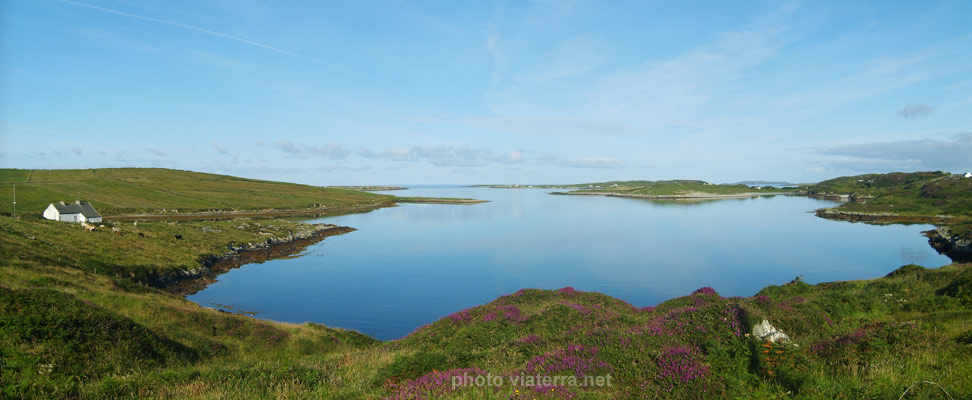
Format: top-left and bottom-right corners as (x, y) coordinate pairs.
(805, 172), (972, 218)
(0, 168), (390, 216)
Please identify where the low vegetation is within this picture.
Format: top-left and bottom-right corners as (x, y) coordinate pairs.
(2, 214), (971, 398)
(804, 171), (972, 218)
(0, 168), (391, 216)
(0, 216), (325, 282)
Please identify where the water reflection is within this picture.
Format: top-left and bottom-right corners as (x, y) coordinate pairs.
(188, 187), (950, 340)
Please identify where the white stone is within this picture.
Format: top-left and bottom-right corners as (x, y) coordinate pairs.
(752, 320), (790, 343)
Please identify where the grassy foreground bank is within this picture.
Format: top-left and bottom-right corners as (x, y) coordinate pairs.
(2, 214), (971, 398)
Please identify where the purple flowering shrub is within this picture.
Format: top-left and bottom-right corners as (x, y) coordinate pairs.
(514, 334), (542, 345)
(692, 287), (718, 296)
(384, 367), (488, 400)
(559, 301), (592, 315)
(522, 344), (612, 378)
(447, 309), (472, 325)
(387, 288), (759, 398)
(652, 346), (711, 393)
(483, 305), (528, 323)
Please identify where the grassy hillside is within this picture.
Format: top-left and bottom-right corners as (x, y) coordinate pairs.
(3, 255), (971, 398)
(0, 216), (331, 280)
(565, 180), (785, 196)
(0, 168), (390, 216)
(2, 214), (971, 398)
(805, 172), (972, 217)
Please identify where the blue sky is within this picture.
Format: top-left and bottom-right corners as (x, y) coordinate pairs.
(1, 1), (970, 185)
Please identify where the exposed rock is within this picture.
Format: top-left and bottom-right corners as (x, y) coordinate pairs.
(148, 223), (354, 294)
(752, 320), (790, 343)
(815, 208), (953, 224)
(926, 227), (972, 263)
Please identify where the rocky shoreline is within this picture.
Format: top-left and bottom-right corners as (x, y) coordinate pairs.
(925, 226), (972, 263)
(151, 224), (355, 295)
(813, 208), (956, 224)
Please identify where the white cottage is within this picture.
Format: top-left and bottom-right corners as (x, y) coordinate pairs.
(43, 201), (102, 223)
(964, 172), (972, 178)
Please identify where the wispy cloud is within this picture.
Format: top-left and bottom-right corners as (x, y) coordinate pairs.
(57, 0), (347, 70)
(480, 2), (798, 139)
(358, 145), (524, 167)
(273, 140), (350, 160)
(213, 143), (229, 154)
(145, 148), (167, 157)
(559, 157), (625, 169)
(514, 35), (606, 83)
(898, 103), (934, 119)
(460, 115), (643, 137)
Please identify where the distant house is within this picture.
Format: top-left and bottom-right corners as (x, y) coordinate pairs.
(43, 201), (102, 223)
(964, 172), (972, 178)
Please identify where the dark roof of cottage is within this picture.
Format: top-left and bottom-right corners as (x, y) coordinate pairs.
(52, 201), (81, 214)
(79, 202), (101, 218)
(52, 201), (101, 218)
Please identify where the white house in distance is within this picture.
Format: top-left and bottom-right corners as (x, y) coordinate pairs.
(43, 201), (103, 223)
(964, 172), (972, 178)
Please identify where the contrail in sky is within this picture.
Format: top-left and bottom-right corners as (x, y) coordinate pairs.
(57, 0), (348, 71)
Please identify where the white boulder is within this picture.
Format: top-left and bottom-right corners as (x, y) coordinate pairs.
(752, 320), (790, 343)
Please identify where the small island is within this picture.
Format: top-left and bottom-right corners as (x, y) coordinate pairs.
(547, 179), (792, 199)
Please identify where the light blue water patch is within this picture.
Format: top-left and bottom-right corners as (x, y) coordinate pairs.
(187, 187), (950, 340)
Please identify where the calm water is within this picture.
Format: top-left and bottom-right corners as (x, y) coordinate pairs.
(188, 187), (950, 340)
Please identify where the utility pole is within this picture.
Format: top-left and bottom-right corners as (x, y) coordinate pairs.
(12, 184), (15, 218)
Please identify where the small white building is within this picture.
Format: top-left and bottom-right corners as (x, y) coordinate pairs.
(964, 172), (972, 178)
(43, 201), (102, 223)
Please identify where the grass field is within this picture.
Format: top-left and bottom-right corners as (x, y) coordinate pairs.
(804, 172), (972, 218)
(0, 168), (391, 216)
(0, 216), (338, 282)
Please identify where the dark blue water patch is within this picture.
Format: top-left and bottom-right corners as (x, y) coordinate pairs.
(188, 188), (949, 340)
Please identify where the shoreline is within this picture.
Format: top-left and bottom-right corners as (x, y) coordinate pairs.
(393, 196), (489, 204)
(549, 191), (789, 199)
(813, 208), (959, 225)
(158, 224), (356, 295)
